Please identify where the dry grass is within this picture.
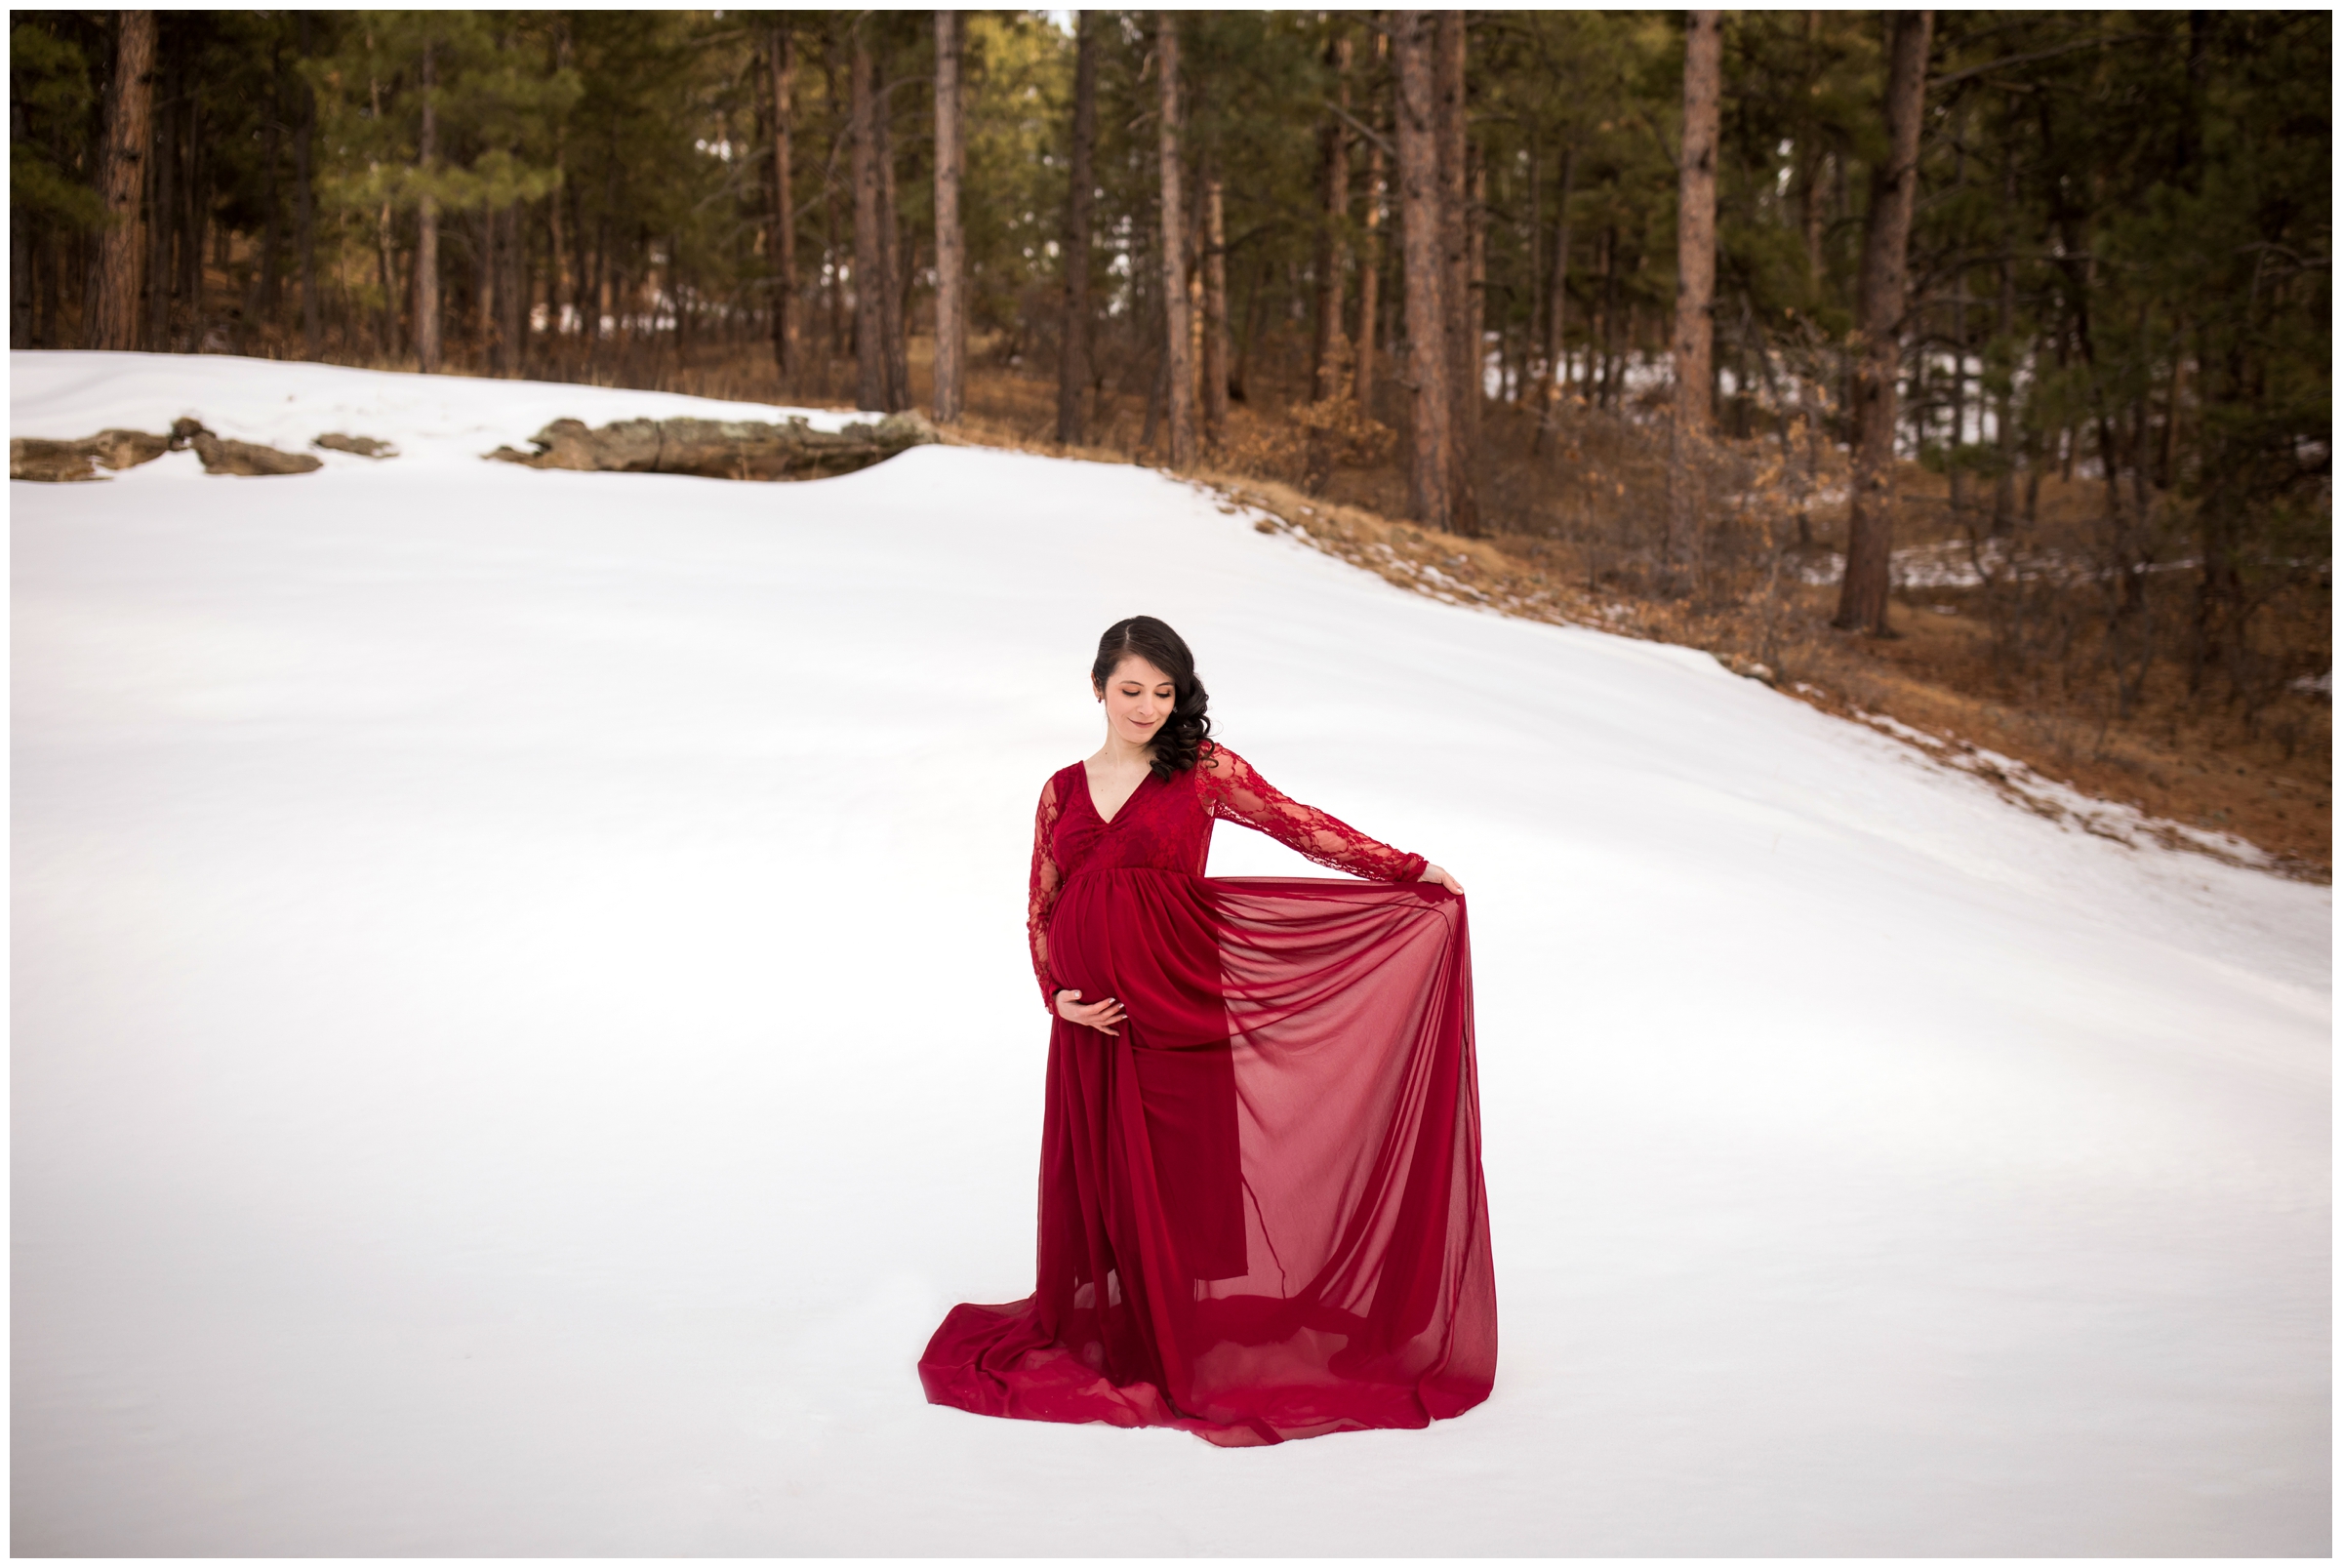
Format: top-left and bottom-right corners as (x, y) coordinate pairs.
(272, 325), (2329, 881)
(119, 244), (2329, 875)
(930, 356), (2330, 881)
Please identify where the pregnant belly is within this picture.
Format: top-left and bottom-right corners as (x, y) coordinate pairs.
(1049, 866), (1228, 1050)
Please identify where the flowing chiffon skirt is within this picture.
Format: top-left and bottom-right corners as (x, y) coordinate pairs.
(919, 870), (1495, 1447)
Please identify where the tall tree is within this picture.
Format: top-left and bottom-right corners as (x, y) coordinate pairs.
(873, 42), (909, 413)
(1990, 157), (2017, 539)
(1666, 9), (1722, 583)
(1532, 144), (1574, 452)
(768, 23), (796, 386)
(1156, 13), (1195, 467)
(253, 35), (285, 334)
(850, 20), (888, 411)
(293, 12), (319, 357)
(1055, 11), (1099, 445)
(87, 10), (155, 351)
(1355, 129), (1386, 415)
(1310, 27), (1354, 402)
(1434, 11), (1478, 536)
(1200, 167), (1229, 444)
(1393, 11), (1451, 531)
(932, 11), (965, 422)
(144, 33), (176, 347)
(1833, 10), (1931, 635)
(1306, 26), (1353, 493)
(414, 34), (440, 372)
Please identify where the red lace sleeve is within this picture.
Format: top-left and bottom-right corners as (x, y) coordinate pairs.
(1028, 772), (1067, 1013)
(1198, 744), (1429, 883)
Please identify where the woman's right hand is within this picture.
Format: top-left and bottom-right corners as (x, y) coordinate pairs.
(1055, 988), (1127, 1035)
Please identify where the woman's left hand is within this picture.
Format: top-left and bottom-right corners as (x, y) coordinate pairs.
(1418, 863), (1465, 896)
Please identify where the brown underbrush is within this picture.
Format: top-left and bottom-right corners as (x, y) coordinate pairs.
(280, 325), (2336, 881)
(894, 349), (2327, 880)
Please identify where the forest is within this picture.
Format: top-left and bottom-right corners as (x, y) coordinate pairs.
(10, 10), (2332, 871)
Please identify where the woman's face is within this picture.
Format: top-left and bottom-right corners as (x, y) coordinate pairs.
(1097, 655), (1176, 748)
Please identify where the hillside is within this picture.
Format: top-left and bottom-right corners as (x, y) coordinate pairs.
(12, 352), (2330, 1554)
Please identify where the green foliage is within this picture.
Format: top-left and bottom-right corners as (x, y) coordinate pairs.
(962, 13), (1071, 335)
(310, 13), (577, 216)
(10, 20), (105, 229)
(6, 6), (2326, 602)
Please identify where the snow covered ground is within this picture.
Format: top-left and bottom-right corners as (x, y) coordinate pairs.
(12, 352), (2329, 1555)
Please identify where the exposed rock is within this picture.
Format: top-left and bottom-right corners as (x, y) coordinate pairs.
(170, 417), (322, 477)
(11, 439), (108, 483)
(313, 432), (399, 459)
(89, 427), (173, 470)
(486, 411), (937, 481)
(10, 428), (174, 483)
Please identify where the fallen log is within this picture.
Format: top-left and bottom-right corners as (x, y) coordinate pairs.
(9, 428), (173, 483)
(171, 418), (322, 476)
(485, 411), (937, 481)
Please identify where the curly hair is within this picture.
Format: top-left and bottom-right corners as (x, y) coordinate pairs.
(1092, 616), (1213, 780)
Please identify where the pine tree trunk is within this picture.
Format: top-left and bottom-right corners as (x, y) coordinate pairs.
(11, 194), (30, 344)
(1666, 9), (1722, 586)
(256, 48), (283, 336)
(37, 230), (61, 346)
(590, 173), (612, 350)
(546, 184), (567, 345)
(1833, 10), (1932, 635)
(1355, 131), (1385, 416)
(1469, 150), (1486, 397)
(1948, 298), (1968, 516)
(1055, 11), (1099, 445)
(89, 10), (155, 351)
(874, 60), (909, 414)
(1532, 145), (1575, 453)
(850, 23), (888, 412)
(822, 44), (846, 389)
(1434, 11), (1478, 536)
(181, 93), (205, 318)
(145, 55), (176, 350)
(1311, 30), (1354, 406)
(544, 29), (570, 360)
(377, 198), (397, 356)
(1155, 14), (1195, 468)
(415, 38), (441, 373)
(769, 24), (796, 386)
(295, 13), (318, 357)
(478, 209), (498, 373)
(1393, 12), (1451, 532)
(1200, 170), (1230, 444)
(1798, 12), (1826, 293)
(1304, 30), (1354, 492)
(503, 200), (526, 376)
(932, 11), (965, 422)
(1990, 157), (2015, 543)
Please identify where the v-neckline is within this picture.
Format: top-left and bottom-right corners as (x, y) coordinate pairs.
(1082, 760), (1150, 826)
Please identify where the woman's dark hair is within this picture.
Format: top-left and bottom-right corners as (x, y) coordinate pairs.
(1092, 616), (1213, 779)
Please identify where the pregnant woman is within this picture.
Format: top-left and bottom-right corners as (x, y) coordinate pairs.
(918, 616), (1496, 1447)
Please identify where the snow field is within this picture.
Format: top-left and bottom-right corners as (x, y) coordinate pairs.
(11, 352), (2330, 1554)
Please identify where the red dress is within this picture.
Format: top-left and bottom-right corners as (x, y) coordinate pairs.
(918, 743), (1496, 1446)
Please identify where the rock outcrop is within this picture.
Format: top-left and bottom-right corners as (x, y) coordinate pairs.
(10, 428), (172, 483)
(486, 411), (937, 481)
(313, 433), (398, 459)
(172, 418), (322, 476)
(11, 419), (325, 482)
(17, 410), (922, 486)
